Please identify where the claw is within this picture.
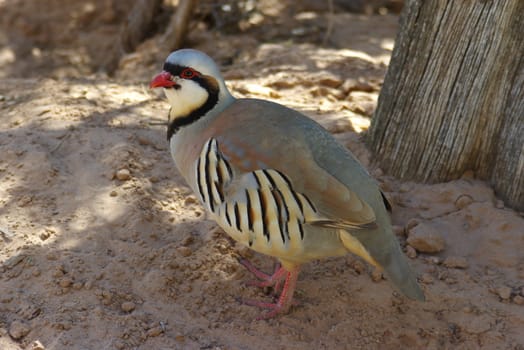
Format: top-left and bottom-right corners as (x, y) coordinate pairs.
(237, 259), (300, 319)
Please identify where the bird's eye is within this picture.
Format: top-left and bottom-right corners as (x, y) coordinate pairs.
(180, 68), (198, 79)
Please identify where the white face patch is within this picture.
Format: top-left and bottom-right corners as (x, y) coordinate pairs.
(164, 78), (209, 119)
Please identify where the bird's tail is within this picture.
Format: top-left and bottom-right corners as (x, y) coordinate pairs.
(380, 241), (425, 301)
(343, 227), (425, 301)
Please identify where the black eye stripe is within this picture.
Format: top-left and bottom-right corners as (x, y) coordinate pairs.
(164, 63), (201, 78)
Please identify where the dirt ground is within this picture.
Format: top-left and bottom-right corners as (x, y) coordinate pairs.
(1, 1), (523, 349)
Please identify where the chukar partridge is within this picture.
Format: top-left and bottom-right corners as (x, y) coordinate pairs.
(150, 49), (424, 319)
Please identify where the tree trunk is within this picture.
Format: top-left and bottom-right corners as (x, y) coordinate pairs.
(121, 0), (162, 52)
(163, 0), (197, 50)
(368, 0), (524, 210)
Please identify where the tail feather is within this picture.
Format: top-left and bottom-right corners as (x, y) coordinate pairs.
(347, 226), (425, 301)
(380, 242), (425, 301)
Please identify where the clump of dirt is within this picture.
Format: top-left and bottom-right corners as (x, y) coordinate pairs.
(1, 1), (523, 349)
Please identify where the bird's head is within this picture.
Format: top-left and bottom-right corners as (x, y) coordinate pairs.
(150, 49), (233, 122)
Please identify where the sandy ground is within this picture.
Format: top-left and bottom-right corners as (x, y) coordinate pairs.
(1, 1), (524, 349)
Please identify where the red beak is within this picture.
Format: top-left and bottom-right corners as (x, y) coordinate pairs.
(150, 71), (178, 88)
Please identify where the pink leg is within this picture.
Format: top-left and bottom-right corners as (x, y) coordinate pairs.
(238, 258), (285, 289)
(237, 258), (301, 319)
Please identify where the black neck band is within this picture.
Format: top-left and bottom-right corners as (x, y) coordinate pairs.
(166, 76), (219, 140)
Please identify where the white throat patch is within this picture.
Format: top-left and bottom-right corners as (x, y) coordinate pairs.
(164, 79), (209, 119)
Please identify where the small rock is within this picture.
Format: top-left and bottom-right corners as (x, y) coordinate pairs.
(147, 326), (163, 337)
(513, 295), (524, 305)
(181, 235), (194, 246)
(29, 340), (46, 350)
(9, 320), (30, 340)
(371, 268), (383, 282)
(405, 218), (419, 231)
(176, 246), (192, 257)
(406, 223), (445, 253)
(426, 256), (442, 265)
(455, 195), (473, 209)
(443, 256), (469, 269)
(46, 252), (59, 261)
(32, 268), (41, 277)
(110, 190), (118, 197)
(496, 286), (512, 300)
(184, 196), (198, 205)
(51, 267), (65, 278)
(405, 245), (417, 259)
(347, 258), (366, 274)
(116, 168), (131, 181)
(59, 277), (73, 288)
(137, 136), (151, 146)
(319, 76), (343, 89)
(84, 280), (94, 290)
(39, 230), (51, 241)
(121, 301), (136, 312)
(420, 273), (434, 284)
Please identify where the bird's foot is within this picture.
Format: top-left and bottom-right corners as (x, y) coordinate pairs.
(236, 260), (300, 319)
(237, 258), (285, 291)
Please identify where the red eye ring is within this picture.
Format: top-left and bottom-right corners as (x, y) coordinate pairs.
(180, 68), (198, 79)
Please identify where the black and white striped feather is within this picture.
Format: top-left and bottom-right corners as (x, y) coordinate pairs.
(194, 138), (329, 257)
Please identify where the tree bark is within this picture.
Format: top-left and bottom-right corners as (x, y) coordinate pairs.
(121, 0), (162, 52)
(368, 0), (524, 210)
(163, 0), (197, 50)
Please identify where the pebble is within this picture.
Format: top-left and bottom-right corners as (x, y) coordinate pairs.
(371, 268), (383, 282)
(496, 286), (512, 300)
(405, 245), (417, 259)
(59, 277), (73, 288)
(406, 223), (445, 253)
(9, 320), (30, 340)
(116, 168), (131, 181)
(426, 256), (442, 265)
(455, 195), (474, 209)
(443, 256), (469, 269)
(420, 273), (434, 284)
(110, 190), (118, 197)
(29, 340), (46, 350)
(348, 259), (366, 274)
(46, 252), (59, 261)
(181, 235), (194, 246)
(121, 301), (136, 312)
(184, 195), (198, 205)
(513, 295), (524, 305)
(405, 218), (419, 231)
(147, 326), (163, 337)
(176, 246), (192, 257)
